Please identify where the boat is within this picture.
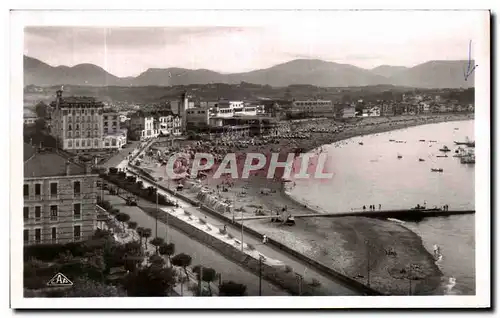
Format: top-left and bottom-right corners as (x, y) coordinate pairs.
(436, 154), (448, 158)
(387, 218), (406, 224)
(389, 139), (395, 142)
(359, 142), (364, 145)
(460, 151), (476, 164)
(454, 137), (475, 148)
(431, 168), (444, 172)
(454, 128), (459, 130)
(429, 140), (437, 143)
(418, 158), (425, 162)
(397, 154), (403, 159)
(439, 145), (451, 152)
(419, 139), (426, 142)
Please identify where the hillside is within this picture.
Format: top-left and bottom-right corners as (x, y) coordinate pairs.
(23, 55), (475, 89)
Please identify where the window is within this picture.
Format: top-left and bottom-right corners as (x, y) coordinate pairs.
(24, 229), (29, 244)
(51, 227), (57, 243)
(50, 183), (57, 198)
(94, 139), (98, 146)
(68, 140), (73, 147)
(23, 184), (29, 197)
(74, 181), (81, 196)
(35, 184), (41, 197)
(50, 205), (58, 221)
(74, 203), (81, 219)
(34, 206), (41, 221)
(104, 116), (108, 120)
(111, 139), (117, 146)
(68, 124), (72, 131)
(23, 207), (29, 220)
(76, 124), (80, 130)
(74, 225), (81, 241)
(76, 140), (80, 147)
(67, 131), (72, 138)
(35, 228), (41, 244)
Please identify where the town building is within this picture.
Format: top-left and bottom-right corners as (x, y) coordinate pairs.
(186, 108), (210, 130)
(23, 114), (37, 126)
(155, 110), (182, 136)
(291, 100), (336, 117)
(23, 145), (98, 245)
(49, 90), (106, 152)
(128, 111), (158, 140)
(335, 104), (356, 119)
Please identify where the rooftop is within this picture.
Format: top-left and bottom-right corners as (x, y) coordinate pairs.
(24, 147), (87, 178)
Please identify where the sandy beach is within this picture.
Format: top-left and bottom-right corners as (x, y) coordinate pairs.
(141, 113), (473, 295)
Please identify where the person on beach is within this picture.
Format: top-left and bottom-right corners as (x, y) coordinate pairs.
(379, 204), (381, 210)
(363, 205), (366, 211)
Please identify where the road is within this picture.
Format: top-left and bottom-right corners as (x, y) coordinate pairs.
(104, 194), (289, 296)
(120, 170), (361, 296)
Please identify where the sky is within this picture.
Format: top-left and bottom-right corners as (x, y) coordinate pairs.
(23, 11), (484, 78)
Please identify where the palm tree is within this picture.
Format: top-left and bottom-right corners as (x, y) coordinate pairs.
(150, 237), (165, 254)
(171, 253), (192, 280)
(193, 265), (217, 296)
(136, 227), (145, 246)
(159, 243), (175, 267)
(141, 228), (152, 250)
(116, 213), (130, 231)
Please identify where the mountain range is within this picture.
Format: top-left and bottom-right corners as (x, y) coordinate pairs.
(23, 55), (474, 89)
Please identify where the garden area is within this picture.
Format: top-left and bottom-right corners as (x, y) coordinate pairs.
(24, 196), (249, 298)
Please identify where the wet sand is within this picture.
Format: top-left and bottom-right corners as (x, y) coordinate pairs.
(143, 113), (473, 295)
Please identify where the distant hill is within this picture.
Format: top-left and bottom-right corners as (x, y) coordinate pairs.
(24, 56), (127, 87)
(389, 60), (475, 89)
(371, 65), (409, 78)
(23, 55), (474, 89)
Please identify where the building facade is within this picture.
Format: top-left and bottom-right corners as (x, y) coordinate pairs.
(291, 100), (336, 117)
(23, 147), (98, 245)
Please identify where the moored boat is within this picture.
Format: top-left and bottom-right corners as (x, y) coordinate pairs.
(439, 145), (451, 152)
(418, 158), (425, 162)
(431, 168), (444, 172)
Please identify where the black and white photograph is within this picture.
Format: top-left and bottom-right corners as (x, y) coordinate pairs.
(9, 8), (491, 309)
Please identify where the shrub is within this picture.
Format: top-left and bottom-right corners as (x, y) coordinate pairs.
(227, 233), (234, 239)
(127, 221), (138, 230)
(219, 281), (247, 296)
(150, 237), (165, 247)
(198, 218), (206, 225)
(126, 176), (137, 183)
(218, 228), (227, 235)
(109, 208), (120, 216)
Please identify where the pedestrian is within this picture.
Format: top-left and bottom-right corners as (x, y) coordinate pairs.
(263, 235), (268, 244)
(363, 205), (366, 211)
(379, 204), (381, 210)
(223, 224), (227, 232)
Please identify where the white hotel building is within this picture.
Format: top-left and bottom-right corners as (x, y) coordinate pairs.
(49, 90), (126, 152)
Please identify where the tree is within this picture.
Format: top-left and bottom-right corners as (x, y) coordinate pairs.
(115, 213), (131, 231)
(127, 221), (138, 230)
(150, 237), (164, 254)
(34, 101), (48, 118)
(219, 281), (247, 296)
(149, 254), (165, 267)
(136, 227), (145, 247)
(159, 243), (175, 267)
(62, 277), (126, 297)
(141, 228), (152, 249)
(192, 265), (217, 296)
(124, 265), (177, 297)
(171, 253), (192, 279)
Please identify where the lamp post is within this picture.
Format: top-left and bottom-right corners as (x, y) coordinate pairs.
(365, 239), (370, 287)
(259, 256), (265, 296)
(241, 209), (244, 252)
(295, 273), (303, 296)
